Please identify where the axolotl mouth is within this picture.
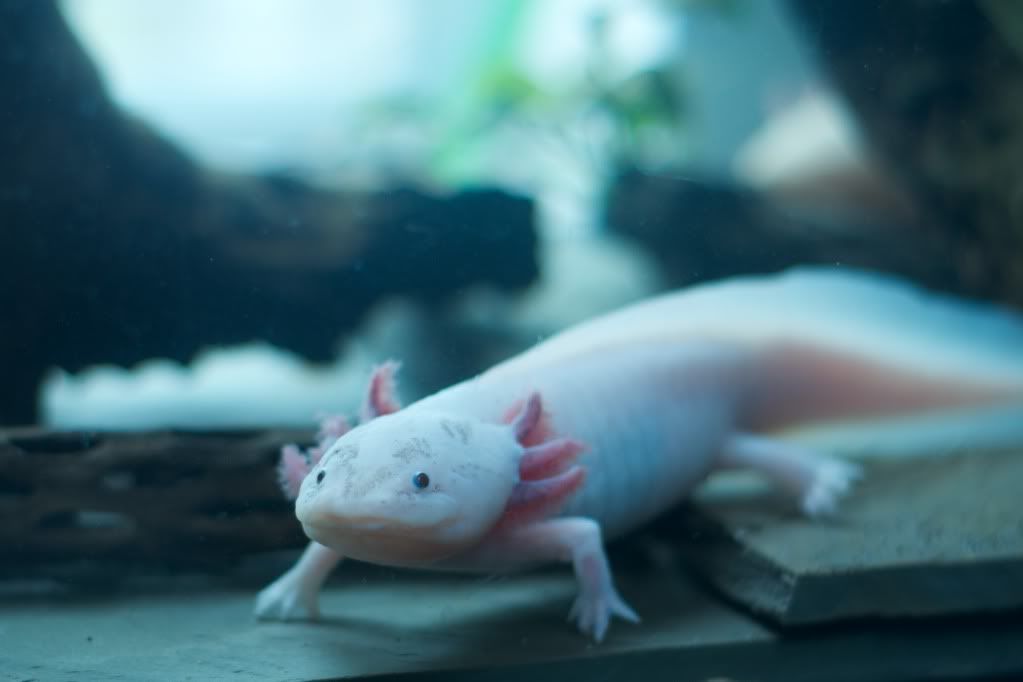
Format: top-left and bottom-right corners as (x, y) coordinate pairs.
(296, 493), (473, 564)
(296, 491), (460, 531)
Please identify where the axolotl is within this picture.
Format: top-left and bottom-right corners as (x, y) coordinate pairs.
(255, 267), (1023, 641)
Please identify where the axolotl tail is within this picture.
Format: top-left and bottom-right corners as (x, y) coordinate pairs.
(727, 268), (1023, 431)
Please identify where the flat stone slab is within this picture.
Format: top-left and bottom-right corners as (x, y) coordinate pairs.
(676, 447), (1023, 625)
(3, 566), (1023, 682)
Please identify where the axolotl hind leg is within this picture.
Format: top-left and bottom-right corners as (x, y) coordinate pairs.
(715, 433), (862, 516)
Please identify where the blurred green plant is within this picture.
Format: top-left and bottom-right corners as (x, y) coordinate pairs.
(346, 0), (729, 188)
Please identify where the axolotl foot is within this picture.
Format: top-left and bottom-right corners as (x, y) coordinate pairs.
(254, 542), (342, 622)
(255, 572), (320, 621)
(478, 515), (640, 643)
(800, 456), (862, 518)
(718, 433), (862, 518)
(568, 574), (640, 643)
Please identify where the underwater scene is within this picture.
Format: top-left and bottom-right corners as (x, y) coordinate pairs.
(2, 1), (1023, 680)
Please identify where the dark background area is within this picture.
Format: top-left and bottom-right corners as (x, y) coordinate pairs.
(4, 0), (1022, 431)
(0, 0), (539, 426)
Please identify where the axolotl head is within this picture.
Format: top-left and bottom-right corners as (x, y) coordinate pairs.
(296, 409), (514, 565)
(293, 395), (586, 566)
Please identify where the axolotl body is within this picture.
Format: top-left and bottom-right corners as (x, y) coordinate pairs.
(256, 267), (1023, 641)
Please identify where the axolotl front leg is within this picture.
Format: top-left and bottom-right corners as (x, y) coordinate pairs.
(254, 542), (342, 620)
(448, 394), (639, 642)
(254, 363), (401, 621)
(462, 517), (639, 642)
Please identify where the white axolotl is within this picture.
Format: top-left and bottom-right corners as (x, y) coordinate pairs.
(255, 267), (1023, 641)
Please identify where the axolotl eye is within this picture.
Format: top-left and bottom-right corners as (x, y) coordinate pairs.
(411, 471), (430, 489)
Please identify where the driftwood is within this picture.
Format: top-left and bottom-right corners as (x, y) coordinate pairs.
(785, 0), (1023, 307)
(0, 1), (538, 427)
(605, 170), (964, 291)
(610, 1), (1023, 305)
(0, 428), (311, 582)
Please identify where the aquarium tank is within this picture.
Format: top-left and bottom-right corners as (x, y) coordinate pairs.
(2, 1), (1023, 680)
